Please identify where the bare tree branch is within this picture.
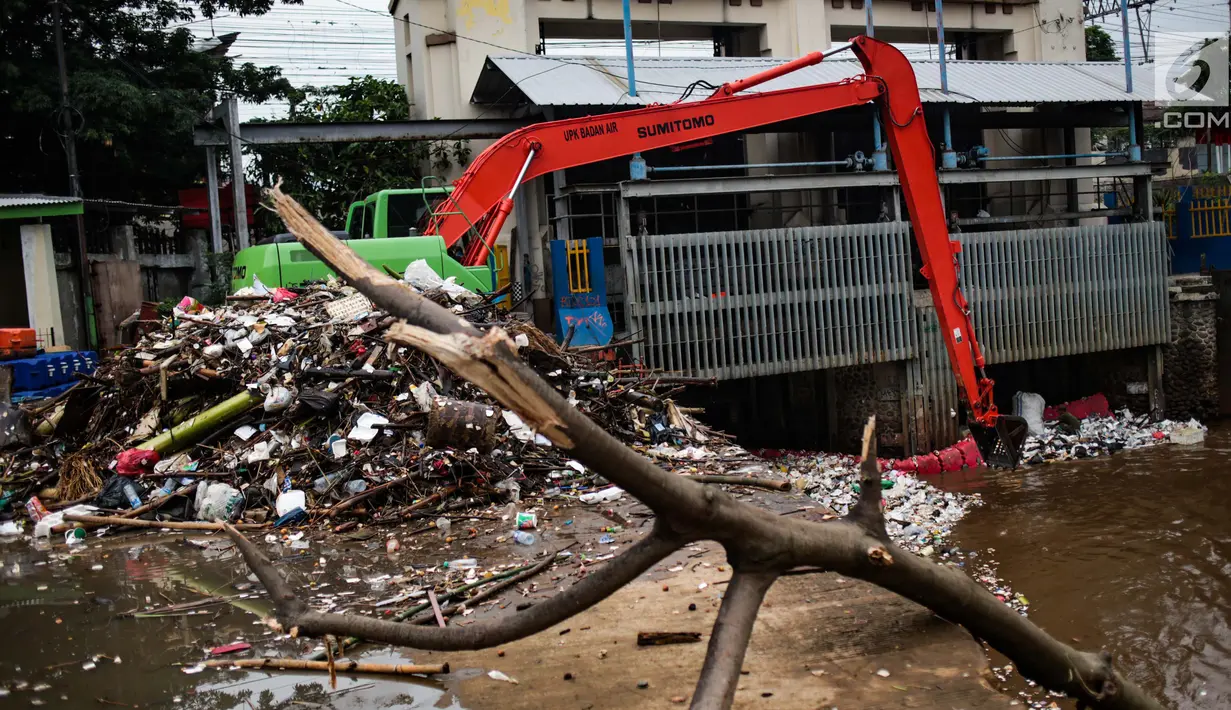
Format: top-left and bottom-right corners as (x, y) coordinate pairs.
(224, 522), (687, 651)
(845, 415), (887, 540)
(258, 187), (1167, 710)
(689, 571), (778, 709)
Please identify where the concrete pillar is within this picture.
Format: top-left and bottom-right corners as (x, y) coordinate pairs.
(186, 228), (212, 302)
(20, 224), (66, 346)
(113, 225), (137, 261)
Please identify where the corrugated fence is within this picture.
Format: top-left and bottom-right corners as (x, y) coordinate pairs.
(622, 223), (917, 380)
(957, 222), (1170, 364)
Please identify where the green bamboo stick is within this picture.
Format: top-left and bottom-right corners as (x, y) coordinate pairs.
(137, 390), (260, 454)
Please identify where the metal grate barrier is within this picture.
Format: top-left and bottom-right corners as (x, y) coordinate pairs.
(958, 222), (1170, 365)
(622, 222), (916, 380)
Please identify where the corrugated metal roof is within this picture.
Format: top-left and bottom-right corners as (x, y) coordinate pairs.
(473, 55), (1155, 107)
(0, 194), (82, 209)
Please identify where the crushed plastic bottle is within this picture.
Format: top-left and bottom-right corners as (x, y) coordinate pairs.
(313, 472), (347, 494)
(435, 517), (452, 535)
(444, 558), (478, 569)
(121, 482), (142, 509)
(513, 531), (536, 545)
(343, 479), (368, 495)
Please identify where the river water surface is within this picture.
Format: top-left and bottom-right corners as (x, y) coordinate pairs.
(939, 422), (1231, 709)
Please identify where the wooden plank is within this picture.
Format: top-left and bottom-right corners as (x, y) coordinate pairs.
(90, 261), (141, 349)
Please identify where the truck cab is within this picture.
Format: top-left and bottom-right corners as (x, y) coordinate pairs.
(230, 187), (494, 294)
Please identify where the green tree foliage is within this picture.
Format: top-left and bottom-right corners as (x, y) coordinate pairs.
(1085, 26), (1119, 61)
(0, 0), (297, 203)
(249, 76), (470, 229)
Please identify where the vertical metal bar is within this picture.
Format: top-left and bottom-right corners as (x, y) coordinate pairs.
(897, 224), (911, 360)
(648, 234), (663, 372)
(818, 227), (833, 369)
(806, 230), (821, 370)
(761, 229), (775, 373)
(703, 235), (721, 378)
(895, 224), (909, 360)
(667, 234), (682, 373)
(836, 226), (851, 364)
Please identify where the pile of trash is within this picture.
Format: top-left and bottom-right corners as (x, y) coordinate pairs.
(1014, 391), (1207, 465)
(0, 266), (718, 539)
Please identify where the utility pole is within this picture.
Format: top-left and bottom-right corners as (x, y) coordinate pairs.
(51, 0), (97, 350)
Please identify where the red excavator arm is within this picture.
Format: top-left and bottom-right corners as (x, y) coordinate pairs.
(425, 35), (1027, 466)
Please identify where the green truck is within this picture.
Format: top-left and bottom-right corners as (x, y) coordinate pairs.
(230, 187), (494, 294)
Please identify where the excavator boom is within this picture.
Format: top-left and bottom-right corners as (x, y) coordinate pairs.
(425, 35), (1027, 467)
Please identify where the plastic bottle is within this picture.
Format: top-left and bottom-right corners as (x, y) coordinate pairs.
(443, 558), (477, 569)
(343, 479), (368, 495)
(513, 530), (536, 545)
(313, 472), (346, 493)
(159, 478), (178, 497)
(121, 482), (142, 509)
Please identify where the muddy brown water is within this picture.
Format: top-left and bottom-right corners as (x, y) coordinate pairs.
(0, 533), (466, 708)
(938, 421), (1231, 710)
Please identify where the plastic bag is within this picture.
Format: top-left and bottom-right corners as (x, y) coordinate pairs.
(95, 475), (135, 509)
(270, 288), (298, 303)
(263, 386), (294, 413)
(195, 481), (243, 522)
(1012, 391), (1046, 438)
(295, 389), (340, 416)
(175, 296), (204, 315)
(440, 277), (481, 304)
(403, 259), (444, 291)
(116, 448), (161, 477)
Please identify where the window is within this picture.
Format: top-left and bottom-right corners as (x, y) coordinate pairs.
(386, 193), (447, 237)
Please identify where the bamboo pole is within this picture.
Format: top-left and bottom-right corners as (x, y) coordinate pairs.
(64, 514), (267, 531)
(202, 659), (449, 675)
(137, 390), (260, 454)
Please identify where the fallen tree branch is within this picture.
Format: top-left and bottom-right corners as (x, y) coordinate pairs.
(690, 571), (777, 710)
(255, 186), (1165, 710)
(846, 416), (888, 541)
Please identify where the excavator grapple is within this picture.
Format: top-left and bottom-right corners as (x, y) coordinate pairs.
(970, 416), (1030, 469)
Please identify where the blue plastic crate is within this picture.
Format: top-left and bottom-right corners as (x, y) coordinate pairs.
(11, 380), (78, 403)
(5, 350), (98, 391)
